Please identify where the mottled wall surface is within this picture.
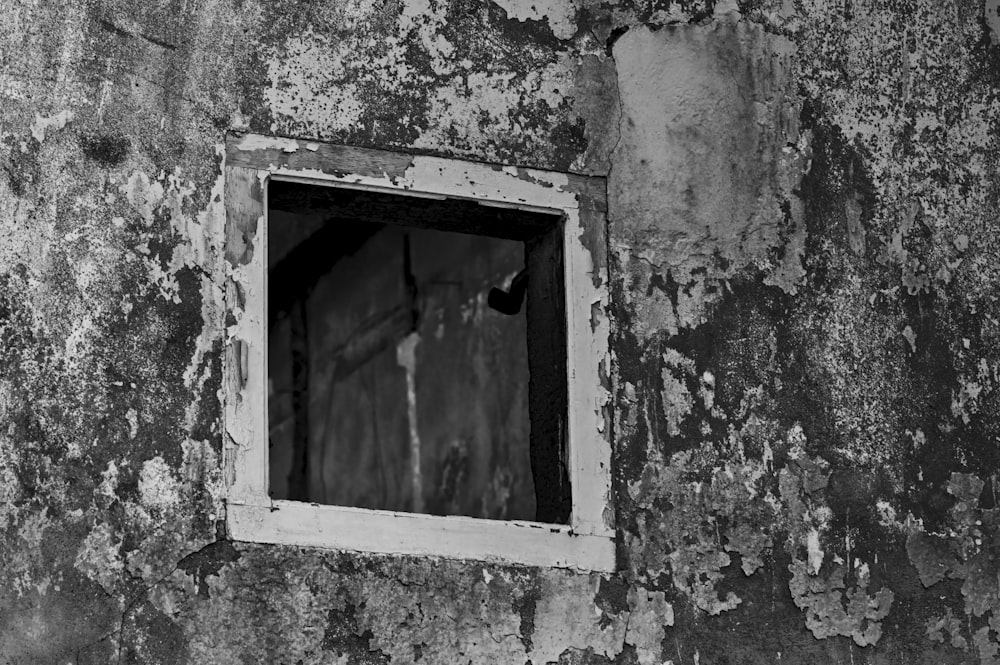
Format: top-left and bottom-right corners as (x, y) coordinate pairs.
(1, 0), (998, 663)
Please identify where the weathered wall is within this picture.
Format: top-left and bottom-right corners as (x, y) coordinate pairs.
(1, 0), (999, 663)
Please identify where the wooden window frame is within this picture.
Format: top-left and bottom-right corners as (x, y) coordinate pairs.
(222, 133), (614, 571)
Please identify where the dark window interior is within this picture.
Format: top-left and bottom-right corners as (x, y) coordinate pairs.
(266, 179), (570, 524)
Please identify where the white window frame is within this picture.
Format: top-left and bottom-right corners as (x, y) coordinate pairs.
(222, 133), (614, 571)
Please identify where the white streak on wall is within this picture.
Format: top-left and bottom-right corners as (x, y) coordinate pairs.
(396, 332), (423, 513)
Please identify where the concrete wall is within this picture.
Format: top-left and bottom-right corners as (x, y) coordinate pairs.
(1, 0), (999, 662)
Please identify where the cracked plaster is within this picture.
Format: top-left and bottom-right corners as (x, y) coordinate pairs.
(1, 0), (999, 663)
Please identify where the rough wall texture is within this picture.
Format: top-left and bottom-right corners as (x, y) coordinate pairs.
(1, 0), (999, 663)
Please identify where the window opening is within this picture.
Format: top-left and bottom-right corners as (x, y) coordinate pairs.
(266, 179), (570, 523)
(223, 134), (614, 571)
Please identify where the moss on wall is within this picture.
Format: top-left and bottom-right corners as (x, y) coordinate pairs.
(1, 0), (999, 662)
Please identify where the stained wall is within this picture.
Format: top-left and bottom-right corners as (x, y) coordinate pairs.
(1, 0), (999, 663)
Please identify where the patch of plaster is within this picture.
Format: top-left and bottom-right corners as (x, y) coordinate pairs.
(531, 574), (627, 661)
(30, 110), (74, 143)
(610, 19), (808, 333)
(138, 456), (182, 512)
(628, 443), (774, 615)
(788, 558), (894, 646)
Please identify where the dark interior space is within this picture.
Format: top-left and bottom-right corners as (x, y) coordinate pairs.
(266, 179), (570, 523)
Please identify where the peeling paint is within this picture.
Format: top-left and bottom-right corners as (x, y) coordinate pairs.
(788, 558), (894, 646)
(397, 332), (424, 513)
(625, 586), (673, 665)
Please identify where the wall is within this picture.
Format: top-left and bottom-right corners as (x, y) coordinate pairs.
(0, 0), (998, 663)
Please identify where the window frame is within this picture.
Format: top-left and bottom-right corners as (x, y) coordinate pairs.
(222, 133), (614, 571)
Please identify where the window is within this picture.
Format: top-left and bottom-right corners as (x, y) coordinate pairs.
(223, 134), (613, 571)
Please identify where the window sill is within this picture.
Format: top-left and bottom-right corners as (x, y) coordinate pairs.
(228, 500), (615, 571)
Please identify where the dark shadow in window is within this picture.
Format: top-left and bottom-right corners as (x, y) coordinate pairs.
(267, 180), (568, 524)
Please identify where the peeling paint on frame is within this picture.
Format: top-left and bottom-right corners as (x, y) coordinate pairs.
(222, 133), (614, 571)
